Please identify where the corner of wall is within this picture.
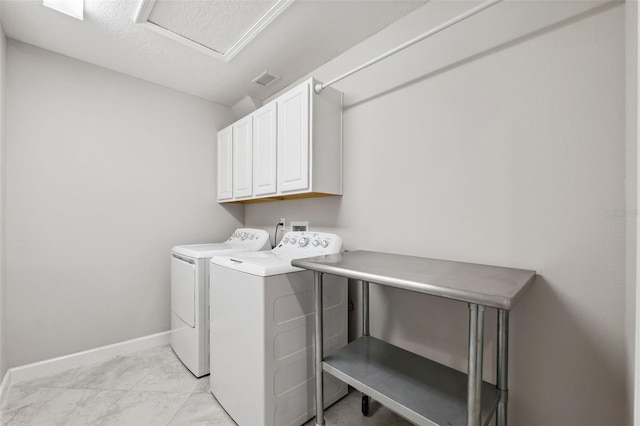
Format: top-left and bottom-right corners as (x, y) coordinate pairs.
(625, 2), (639, 425)
(0, 6), (7, 381)
(0, 1), (7, 384)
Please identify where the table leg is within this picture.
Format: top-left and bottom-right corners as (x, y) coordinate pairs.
(361, 281), (370, 415)
(497, 309), (509, 426)
(314, 271), (325, 426)
(362, 280), (370, 337)
(468, 304), (485, 426)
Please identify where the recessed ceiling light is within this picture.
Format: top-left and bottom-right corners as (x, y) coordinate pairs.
(43, 0), (84, 21)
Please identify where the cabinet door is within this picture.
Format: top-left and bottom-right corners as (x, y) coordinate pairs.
(217, 126), (233, 201)
(253, 103), (277, 196)
(277, 82), (309, 193)
(232, 116), (253, 199)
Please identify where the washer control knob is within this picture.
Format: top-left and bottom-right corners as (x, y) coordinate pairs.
(241, 232), (248, 240)
(282, 237), (289, 244)
(290, 238), (297, 244)
(312, 240), (320, 247)
(299, 237), (309, 247)
(320, 240), (329, 248)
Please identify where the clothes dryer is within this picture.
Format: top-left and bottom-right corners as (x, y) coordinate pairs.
(171, 228), (270, 377)
(209, 231), (347, 426)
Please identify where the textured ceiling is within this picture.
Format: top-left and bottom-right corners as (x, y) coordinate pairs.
(146, 0), (280, 54)
(0, 0), (427, 106)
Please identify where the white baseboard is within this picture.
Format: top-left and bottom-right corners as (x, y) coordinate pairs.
(3, 330), (171, 390)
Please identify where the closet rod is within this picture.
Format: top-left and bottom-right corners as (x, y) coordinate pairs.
(314, 0), (503, 94)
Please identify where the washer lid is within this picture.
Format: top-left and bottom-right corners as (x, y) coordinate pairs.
(210, 251), (302, 277)
(172, 228), (270, 259)
(172, 243), (242, 259)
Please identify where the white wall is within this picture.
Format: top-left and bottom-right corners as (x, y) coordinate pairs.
(0, 5), (7, 379)
(626, 2), (638, 424)
(246, 2), (627, 425)
(5, 41), (243, 368)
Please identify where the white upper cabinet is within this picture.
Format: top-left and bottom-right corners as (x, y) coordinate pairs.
(277, 82), (310, 194)
(217, 126), (233, 201)
(253, 103), (277, 196)
(217, 78), (342, 203)
(232, 116), (253, 199)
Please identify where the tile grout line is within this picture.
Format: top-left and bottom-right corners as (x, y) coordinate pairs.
(1, 385), (67, 425)
(164, 391), (194, 426)
(119, 347), (174, 393)
(163, 356), (210, 425)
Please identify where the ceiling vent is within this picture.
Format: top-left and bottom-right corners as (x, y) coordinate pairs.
(252, 71), (280, 87)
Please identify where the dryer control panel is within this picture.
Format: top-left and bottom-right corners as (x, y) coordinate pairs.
(227, 228), (270, 250)
(274, 231), (343, 257)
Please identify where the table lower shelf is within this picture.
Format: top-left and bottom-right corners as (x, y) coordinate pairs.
(322, 336), (500, 426)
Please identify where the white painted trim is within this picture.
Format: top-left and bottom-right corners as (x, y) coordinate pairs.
(133, 0), (156, 24)
(7, 331), (170, 386)
(133, 0), (294, 63)
(137, 22), (229, 61)
(223, 0), (294, 62)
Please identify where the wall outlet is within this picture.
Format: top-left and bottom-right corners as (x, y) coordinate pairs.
(279, 217), (286, 230)
(291, 221), (309, 232)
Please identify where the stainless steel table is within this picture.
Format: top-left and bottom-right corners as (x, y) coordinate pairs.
(291, 250), (536, 426)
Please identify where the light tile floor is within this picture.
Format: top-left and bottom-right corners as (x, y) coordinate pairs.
(1, 345), (410, 426)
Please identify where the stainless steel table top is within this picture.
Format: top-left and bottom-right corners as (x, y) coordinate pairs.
(291, 250), (536, 310)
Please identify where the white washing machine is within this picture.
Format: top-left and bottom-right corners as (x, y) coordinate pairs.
(209, 231), (348, 426)
(171, 228), (270, 377)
